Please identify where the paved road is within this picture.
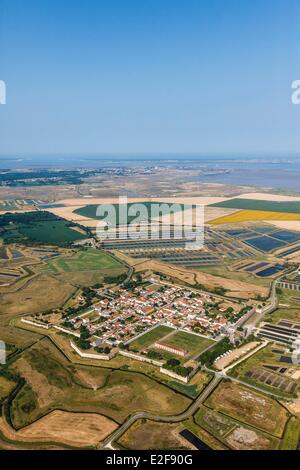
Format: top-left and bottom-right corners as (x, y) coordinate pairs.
(100, 375), (221, 449)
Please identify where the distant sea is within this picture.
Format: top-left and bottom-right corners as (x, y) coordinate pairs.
(0, 154), (299, 193)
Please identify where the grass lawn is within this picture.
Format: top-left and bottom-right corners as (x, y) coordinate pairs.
(129, 325), (174, 351)
(163, 331), (213, 357)
(44, 249), (124, 273)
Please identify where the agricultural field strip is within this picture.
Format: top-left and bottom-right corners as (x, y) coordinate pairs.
(210, 199), (300, 214)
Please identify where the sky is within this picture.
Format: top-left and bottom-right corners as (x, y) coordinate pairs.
(0, 0), (300, 156)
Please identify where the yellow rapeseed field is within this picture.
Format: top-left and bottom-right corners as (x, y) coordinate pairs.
(210, 210), (300, 225)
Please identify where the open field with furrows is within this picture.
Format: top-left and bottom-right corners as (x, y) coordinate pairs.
(117, 420), (193, 450)
(54, 270), (112, 287)
(9, 339), (190, 428)
(195, 406), (280, 450)
(0, 411), (117, 448)
(205, 381), (289, 437)
(210, 210), (300, 225)
(115, 255), (269, 300)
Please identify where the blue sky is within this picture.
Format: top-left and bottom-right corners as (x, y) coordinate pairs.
(0, 0), (300, 156)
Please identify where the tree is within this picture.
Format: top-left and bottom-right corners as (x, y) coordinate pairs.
(76, 338), (91, 350)
(166, 358), (180, 367)
(80, 325), (90, 340)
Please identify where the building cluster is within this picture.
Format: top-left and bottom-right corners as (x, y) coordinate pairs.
(154, 341), (188, 357)
(63, 283), (246, 347)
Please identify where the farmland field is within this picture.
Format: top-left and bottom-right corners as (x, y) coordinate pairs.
(210, 199), (300, 214)
(210, 210), (300, 225)
(74, 201), (185, 223)
(0, 410), (118, 448)
(18, 220), (86, 244)
(0, 211), (87, 245)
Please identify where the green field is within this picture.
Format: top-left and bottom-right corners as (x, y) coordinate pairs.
(74, 201), (185, 223)
(0, 212), (87, 246)
(280, 416), (300, 450)
(18, 220), (86, 244)
(129, 325), (174, 351)
(44, 249), (124, 273)
(163, 331), (214, 356)
(210, 198), (300, 214)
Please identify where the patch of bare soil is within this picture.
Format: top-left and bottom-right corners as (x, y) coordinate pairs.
(226, 427), (272, 450)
